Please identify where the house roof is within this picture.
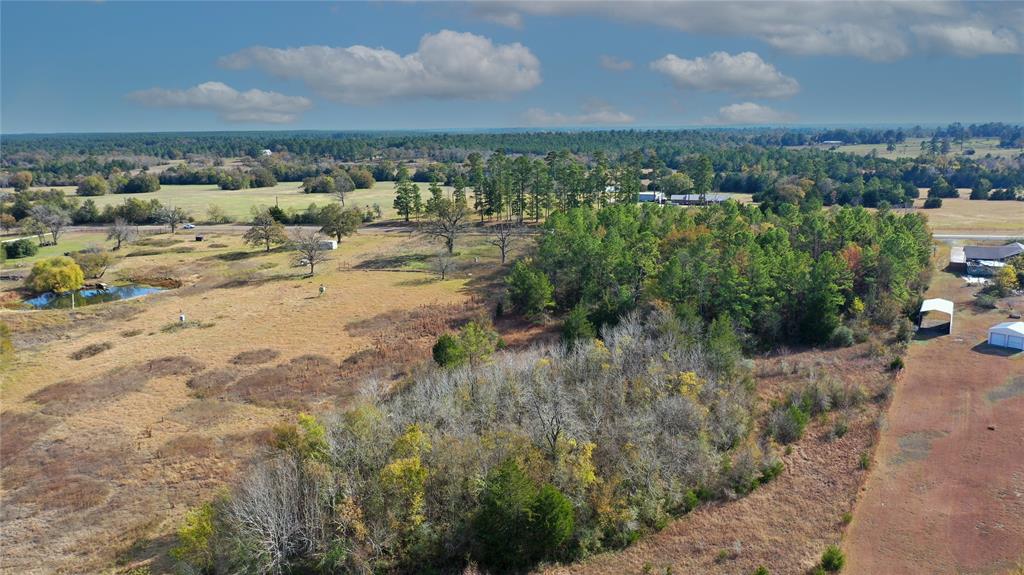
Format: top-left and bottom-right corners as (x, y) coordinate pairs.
(920, 298), (954, 316)
(964, 243), (1024, 261)
(989, 321), (1024, 336)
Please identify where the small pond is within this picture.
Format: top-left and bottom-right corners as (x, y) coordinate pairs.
(25, 284), (165, 309)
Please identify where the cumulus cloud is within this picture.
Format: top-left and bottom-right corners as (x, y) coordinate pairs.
(912, 24), (1020, 57)
(127, 81), (311, 123)
(650, 51), (799, 98)
(599, 55), (634, 71)
(522, 102), (635, 126)
(220, 30), (541, 104)
(471, 1), (1022, 60)
(705, 102), (796, 125)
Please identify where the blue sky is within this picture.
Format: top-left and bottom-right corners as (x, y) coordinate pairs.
(2, 1), (1022, 133)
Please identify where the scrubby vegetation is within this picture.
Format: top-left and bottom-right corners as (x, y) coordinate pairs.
(175, 311), (783, 574)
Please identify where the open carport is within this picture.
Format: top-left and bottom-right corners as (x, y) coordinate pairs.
(919, 298), (954, 334)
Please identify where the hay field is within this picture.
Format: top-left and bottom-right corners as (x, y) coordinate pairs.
(5, 181), (459, 222)
(914, 188), (1024, 234)
(802, 138), (1023, 160)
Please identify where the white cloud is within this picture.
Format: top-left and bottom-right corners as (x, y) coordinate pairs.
(599, 55), (634, 72)
(522, 102), (635, 126)
(706, 102), (796, 125)
(127, 82), (311, 123)
(912, 24), (1020, 57)
(472, 1), (1022, 60)
(650, 51), (799, 98)
(220, 30), (541, 104)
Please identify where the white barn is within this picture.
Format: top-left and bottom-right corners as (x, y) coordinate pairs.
(987, 321), (1024, 351)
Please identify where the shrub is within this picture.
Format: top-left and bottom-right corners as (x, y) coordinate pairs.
(506, 260), (554, 322)
(562, 305), (596, 346)
(922, 197), (942, 209)
(432, 333), (466, 368)
(77, 175), (108, 196)
(975, 293), (998, 309)
(888, 356), (904, 371)
(831, 419), (849, 440)
(473, 460), (537, 570)
(71, 249), (113, 279)
(768, 403), (809, 444)
(894, 317), (914, 343)
(4, 238), (38, 259)
(830, 326), (855, 348)
(841, 512), (853, 525)
(25, 256), (84, 294)
(528, 484), (575, 561)
(820, 545), (845, 572)
(170, 502), (215, 571)
(752, 567), (770, 575)
(858, 451), (871, 470)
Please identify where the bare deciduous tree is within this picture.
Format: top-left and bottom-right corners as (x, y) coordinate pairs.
(488, 221), (521, 264)
(435, 251), (455, 280)
(107, 217), (136, 251)
(292, 227), (329, 275)
(423, 198), (469, 254)
(156, 205), (189, 234)
(29, 205), (71, 245)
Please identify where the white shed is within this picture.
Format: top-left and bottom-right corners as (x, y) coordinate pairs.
(987, 321), (1024, 351)
(920, 298), (954, 333)
(318, 239), (338, 250)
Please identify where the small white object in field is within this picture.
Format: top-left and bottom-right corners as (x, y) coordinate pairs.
(179, 311), (186, 323)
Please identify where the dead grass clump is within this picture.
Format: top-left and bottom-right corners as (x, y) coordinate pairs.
(230, 348), (281, 366)
(208, 243), (229, 248)
(29, 356), (204, 415)
(166, 400), (237, 427)
(122, 328), (144, 338)
(123, 275), (183, 289)
(135, 237), (183, 248)
(160, 434), (216, 459)
(161, 320), (215, 332)
(8, 474), (111, 512)
(346, 302), (479, 338)
(144, 355), (206, 377)
(70, 341), (113, 360)
(0, 411), (56, 467)
(228, 354), (351, 408)
(186, 369), (237, 398)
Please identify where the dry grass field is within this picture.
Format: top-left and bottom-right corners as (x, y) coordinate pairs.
(0, 227), (524, 573)
(913, 188), (1024, 235)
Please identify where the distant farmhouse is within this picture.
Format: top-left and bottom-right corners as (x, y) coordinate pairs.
(959, 242), (1024, 276)
(638, 191), (665, 204)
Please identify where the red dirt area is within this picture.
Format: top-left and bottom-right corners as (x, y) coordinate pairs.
(845, 273), (1024, 574)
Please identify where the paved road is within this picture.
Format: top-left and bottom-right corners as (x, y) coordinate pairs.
(934, 233), (1023, 241)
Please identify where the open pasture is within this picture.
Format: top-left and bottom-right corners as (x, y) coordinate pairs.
(810, 138), (1023, 160)
(0, 225), (526, 573)
(913, 188), (1024, 235)
(4, 181), (459, 222)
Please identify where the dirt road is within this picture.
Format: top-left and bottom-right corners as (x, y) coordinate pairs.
(845, 269), (1024, 574)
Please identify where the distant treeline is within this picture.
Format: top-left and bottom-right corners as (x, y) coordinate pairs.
(3, 123), (1020, 169)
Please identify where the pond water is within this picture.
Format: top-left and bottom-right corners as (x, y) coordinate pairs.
(24, 284), (164, 309)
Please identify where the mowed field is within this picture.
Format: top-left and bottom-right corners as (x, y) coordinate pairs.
(810, 138), (1023, 160)
(5, 181), (459, 222)
(913, 188), (1024, 235)
(845, 247), (1024, 574)
(0, 227), (523, 573)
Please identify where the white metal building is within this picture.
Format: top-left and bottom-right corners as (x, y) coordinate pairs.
(987, 321), (1024, 351)
(919, 298), (954, 333)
